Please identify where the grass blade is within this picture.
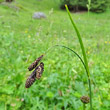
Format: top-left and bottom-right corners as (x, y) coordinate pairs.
(65, 5), (92, 110)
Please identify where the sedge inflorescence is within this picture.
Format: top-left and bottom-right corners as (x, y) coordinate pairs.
(80, 96), (90, 104)
(25, 55), (44, 88)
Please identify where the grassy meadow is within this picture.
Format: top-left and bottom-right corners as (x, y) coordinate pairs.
(0, 0), (110, 110)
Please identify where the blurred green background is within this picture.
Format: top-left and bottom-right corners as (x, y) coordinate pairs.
(0, 0), (110, 110)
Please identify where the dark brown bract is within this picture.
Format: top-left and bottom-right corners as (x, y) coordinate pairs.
(36, 62), (44, 79)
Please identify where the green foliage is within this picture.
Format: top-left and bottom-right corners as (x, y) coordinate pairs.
(60, 0), (109, 12)
(60, 0), (88, 11)
(0, 0), (110, 110)
(0, 0), (4, 3)
(90, 0), (108, 13)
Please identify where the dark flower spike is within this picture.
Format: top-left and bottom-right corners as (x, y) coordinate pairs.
(28, 55), (44, 71)
(25, 77), (36, 88)
(25, 68), (36, 88)
(80, 96), (90, 104)
(36, 62), (44, 79)
(25, 62), (44, 88)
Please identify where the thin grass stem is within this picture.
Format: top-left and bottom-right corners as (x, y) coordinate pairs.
(44, 44), (87, 76)
(65, 5), (92, 110)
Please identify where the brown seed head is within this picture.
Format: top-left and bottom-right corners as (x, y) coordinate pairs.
(28, 55), (44, 71)
(80, 96), (90, 104)
(25, 69), (36, 88)
(25, 77), (36, 88)
(26, 60), (44, 88)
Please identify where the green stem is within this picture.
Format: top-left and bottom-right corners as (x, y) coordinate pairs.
(65, 5), (92, 110)
(45, 44), (87, 77)
(56, 45), (87, 71)
(83, 103), (86, 110)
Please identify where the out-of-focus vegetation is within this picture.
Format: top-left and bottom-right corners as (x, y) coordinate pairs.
(60, 0), (109, 12)
(0, 0), (110, 110)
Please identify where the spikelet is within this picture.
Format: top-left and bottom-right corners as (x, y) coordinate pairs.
(80, 96), (90, 104)
(28, 55), (44, 71)
(36, 62), (44, 79)
(25, 77), (36, 88)
(25, 62), (44, 88)
(25, 69), (36, 88)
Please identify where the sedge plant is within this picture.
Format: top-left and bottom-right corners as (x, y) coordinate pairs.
(27, 5), (92, 110)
